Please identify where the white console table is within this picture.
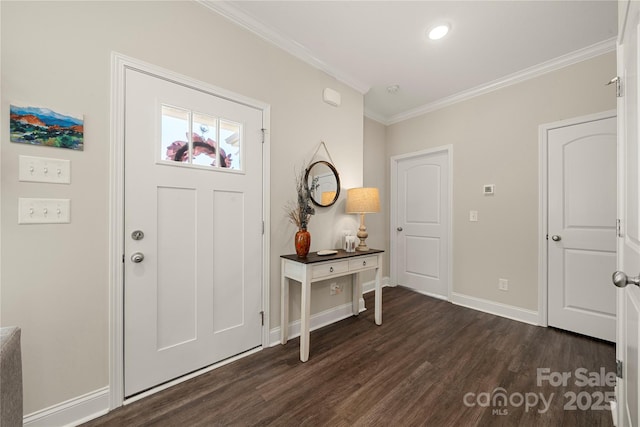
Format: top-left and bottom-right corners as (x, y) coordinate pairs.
(280, 249), (384, 362)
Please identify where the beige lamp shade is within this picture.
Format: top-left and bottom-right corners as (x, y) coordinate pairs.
(346, 188), (380, 213)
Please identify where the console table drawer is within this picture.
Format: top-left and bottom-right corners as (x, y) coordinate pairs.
(311, 260), (349, 279)
(349, 255), (378, 271)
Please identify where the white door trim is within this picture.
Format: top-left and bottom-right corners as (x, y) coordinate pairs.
(390, 145), (453, 300)
(537, 109), (616, 327)
(108, 52), (271, 409)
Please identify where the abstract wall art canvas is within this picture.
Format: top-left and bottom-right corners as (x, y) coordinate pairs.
(10, 104), (84, 151)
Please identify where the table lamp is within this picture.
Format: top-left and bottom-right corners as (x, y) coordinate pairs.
(346, 187), (380, 251)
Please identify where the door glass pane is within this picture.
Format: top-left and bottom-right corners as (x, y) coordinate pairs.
(162, 105), (190, 163)
(220, 119), (241, 170)
(192, 112), (218, 167)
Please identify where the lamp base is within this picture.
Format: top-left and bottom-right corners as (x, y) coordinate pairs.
(356, 216), (369, 251)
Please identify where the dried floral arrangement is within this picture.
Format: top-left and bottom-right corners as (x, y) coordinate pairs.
(285, 166), (315, 230)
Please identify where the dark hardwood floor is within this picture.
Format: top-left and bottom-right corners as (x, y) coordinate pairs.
(85, 287), (615, 427)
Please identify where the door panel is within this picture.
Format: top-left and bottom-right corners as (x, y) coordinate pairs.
(124, 69), (263, 397)
(212, 190), (246, 333)
(547, 116), (617, 341)
(157, 186), (197, 349)
(563, 249), (616, 315)
(395, 151), (449, 298)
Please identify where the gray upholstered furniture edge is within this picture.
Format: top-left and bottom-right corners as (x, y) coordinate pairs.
(1, 327), (23, 427)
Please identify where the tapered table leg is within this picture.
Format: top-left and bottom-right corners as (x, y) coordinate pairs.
(281, 259), (289, 344)
(300, 269), (311, 362)
(375, 254), (382, 325)
(352, 272), (362, 315)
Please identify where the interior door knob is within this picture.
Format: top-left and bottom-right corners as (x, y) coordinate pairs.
(551, 235), (561, 241)
(612, 271), (640, 288)
(131, 252), (145, 263)
(397, 227), (403, 231)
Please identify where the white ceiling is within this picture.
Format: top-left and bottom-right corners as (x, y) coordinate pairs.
(203, 1), (617, 125)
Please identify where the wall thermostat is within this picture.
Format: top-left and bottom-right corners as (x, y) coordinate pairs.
(483, 184), (495, 195)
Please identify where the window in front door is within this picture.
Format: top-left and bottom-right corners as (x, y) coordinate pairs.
(160, 104), (242, 171)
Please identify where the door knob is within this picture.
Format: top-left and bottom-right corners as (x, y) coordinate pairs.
(551, 235), (561, 241)
(397, 227), (403, 231)
(612, 271), (640, 288)
(131, 252), (145, 263)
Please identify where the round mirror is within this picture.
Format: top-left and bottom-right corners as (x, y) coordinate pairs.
(305, 161), (340, 207)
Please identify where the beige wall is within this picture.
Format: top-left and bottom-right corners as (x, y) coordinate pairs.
(363, 117), (389, 278)
(1, 1), (363, 414)
(385, 52), (616, 311)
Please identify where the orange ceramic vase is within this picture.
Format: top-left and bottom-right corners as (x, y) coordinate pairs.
(295, 228), (311, 258)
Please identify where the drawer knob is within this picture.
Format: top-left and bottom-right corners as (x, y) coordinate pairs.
(363, 261), (366, 266)
(330, 266), (334, 272)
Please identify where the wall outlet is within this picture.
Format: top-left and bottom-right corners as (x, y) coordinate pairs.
(499, 278), (508, 291)
(469, 210), (478, 222)
(330, 283), (343, 295)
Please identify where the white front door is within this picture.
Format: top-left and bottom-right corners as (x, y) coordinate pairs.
(123, 69), (264, 397)
(547, 115), (617, 342)
(615, 0), (640, 424)
(392, 149), (450, 299)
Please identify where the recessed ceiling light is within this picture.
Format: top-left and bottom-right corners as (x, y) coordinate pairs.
(428, 24), (450, 40)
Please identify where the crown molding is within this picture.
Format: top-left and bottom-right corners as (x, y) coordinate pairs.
(195, 0), (615, 126)
(386, 37), (617, 125)
(198, 0), (370, 94)
(363, 108), (389, 125)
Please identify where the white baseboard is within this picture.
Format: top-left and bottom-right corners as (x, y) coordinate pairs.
(396, 285), (448, 301)
(451, 292), (539, 326)
(362, 276), (391, 294)
(270, 276), (391, 346)
(23, 386), (109, 427)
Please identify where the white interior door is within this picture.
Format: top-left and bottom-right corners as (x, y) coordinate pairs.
(393, 149), (450, 299)
(124, 69), (264, 397)
(615, 1), (640, 424)
(547, 116), (617, 342)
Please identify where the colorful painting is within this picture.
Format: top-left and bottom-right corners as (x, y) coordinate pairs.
(10, 104), (83, 151)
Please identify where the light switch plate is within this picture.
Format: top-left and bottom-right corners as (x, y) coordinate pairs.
(469, 210), (478, 222)
(19, 155), (70, 184)
(18, 198), (70, 224)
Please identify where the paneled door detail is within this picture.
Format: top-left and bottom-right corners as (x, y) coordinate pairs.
(394, 150), (449, 298)
(547, 116), (617, 341)
(614, 1), (640, 424)
(124, 69), (263, 397)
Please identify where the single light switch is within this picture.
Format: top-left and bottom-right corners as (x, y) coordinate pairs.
(18, 198), (70, 224)
(19, 155), (70, 184)
(469, 210), (478, 222)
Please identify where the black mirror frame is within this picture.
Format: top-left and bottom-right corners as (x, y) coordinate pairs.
(305, 160), (341, 207)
